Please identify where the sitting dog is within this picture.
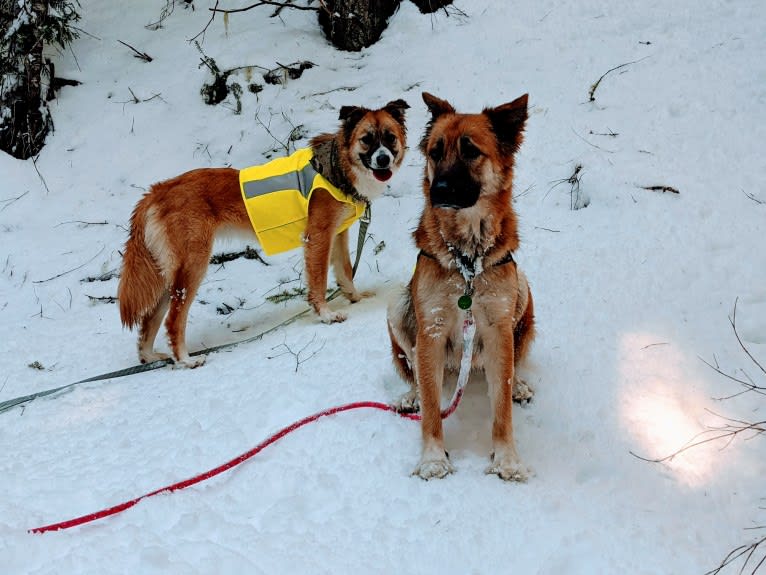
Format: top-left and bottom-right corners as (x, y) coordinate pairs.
(118, 99), (409, 367)
(387, 92), (535, 481)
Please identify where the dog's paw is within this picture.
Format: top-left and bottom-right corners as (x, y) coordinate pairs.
(139, 351), (172, 364)
(318, 308), (347, 323)
(393, 389), (420, 413)
(413, 456), (455, 480)
(347, 289), (375, 303)
(486, 453), (531, 482)
(172, 354), (207, 369)
(512, 377), (535, 404)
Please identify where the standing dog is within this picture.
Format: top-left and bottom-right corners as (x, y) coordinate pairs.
(387, 92), (535, 481)
(119, 99), (409, 367)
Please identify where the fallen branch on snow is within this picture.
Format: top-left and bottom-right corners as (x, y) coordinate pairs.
(588, 56), (650, 102)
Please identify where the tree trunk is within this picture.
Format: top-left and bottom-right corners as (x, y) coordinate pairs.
(318, 0), (400, 52)
(0, 0), (52, 160)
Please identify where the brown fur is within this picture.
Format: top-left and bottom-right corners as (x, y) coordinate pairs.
(387, 92), (536, 481)
(118, 100), (408, 367)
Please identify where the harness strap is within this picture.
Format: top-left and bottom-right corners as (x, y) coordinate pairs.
(352, 204), (371, 278)
(417, 249), (515, 269)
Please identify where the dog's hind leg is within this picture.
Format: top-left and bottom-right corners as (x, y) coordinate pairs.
(164, 252), (210, 368)
(511, 273), (536, 402)
(137, 292), (171, 364)
(387, 291), (419, 412)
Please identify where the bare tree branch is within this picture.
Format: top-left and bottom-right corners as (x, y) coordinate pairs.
(117, 40), (153, 62)
(210, 1), (321, 15)
(704, 534), (766, 575)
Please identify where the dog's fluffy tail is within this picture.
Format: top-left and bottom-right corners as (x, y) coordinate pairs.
(118, 198), (166, 329)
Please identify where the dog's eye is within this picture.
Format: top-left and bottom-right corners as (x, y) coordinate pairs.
(383, 132), (397, 146)
(460, 138), (481, 160)
(428, 141), (443, 162)
(361, 134), (374, 146)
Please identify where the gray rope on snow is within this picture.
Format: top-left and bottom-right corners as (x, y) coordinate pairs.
(0, 296), (320, 415)
(0, 212), (372, 416)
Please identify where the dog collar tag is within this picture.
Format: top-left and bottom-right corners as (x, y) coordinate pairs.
(457, 294), (472, 310)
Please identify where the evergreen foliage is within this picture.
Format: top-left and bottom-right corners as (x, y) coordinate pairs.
(0, 0), (80, 159)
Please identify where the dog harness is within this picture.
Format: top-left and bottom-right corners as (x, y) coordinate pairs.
(239, 148), (366, 256)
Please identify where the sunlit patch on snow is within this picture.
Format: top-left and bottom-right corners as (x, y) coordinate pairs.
(618, 332), (715, 487)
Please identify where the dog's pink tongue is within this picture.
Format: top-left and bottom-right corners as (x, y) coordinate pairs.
(373, 169), (392, 182)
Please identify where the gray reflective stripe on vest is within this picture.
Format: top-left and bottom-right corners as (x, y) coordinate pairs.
(242, 161), (321, 200)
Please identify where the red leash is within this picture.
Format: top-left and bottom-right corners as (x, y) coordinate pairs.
(29, 392), (464, 534)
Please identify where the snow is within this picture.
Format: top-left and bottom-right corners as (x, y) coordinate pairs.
(1, 0), (765, 572)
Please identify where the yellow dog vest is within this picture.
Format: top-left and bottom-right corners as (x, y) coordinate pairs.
(239, 148), (366, 256)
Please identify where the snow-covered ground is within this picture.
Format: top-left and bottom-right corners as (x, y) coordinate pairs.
(1, 1), (765, 572)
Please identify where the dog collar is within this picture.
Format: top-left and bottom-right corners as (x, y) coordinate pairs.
(417, 249), (515, 310)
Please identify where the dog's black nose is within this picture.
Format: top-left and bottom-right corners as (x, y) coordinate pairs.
(430, 174), (480, 209)
(375, 153), (390, 168)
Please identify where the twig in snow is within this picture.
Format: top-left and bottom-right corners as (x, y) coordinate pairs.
(86, 295), (117, 304)
(0, 190), (30, 212)
(210, 1), (323, 16)
(216, 297), (247, 315)
(304, 86), (358, 99)
(267, 333), (326, 372)
(571, 127), (615, 153)
(728, 298), (766, 378)
(589, 128), (619, 137)
(31, 155), (51, 194)
(54, 220), (109, 228)
(145, 0), (184, 30)
(263, 61), (316, 85)
(588, 56), (650, 102)
(633, 297), (766, 575)
(81, 269), (119, 283)
(209, 245), (269, 266)
(630, 411), (765, 463)
(265, 286), (307, 304)
(640, 185), (680, 195)
(118, 40), (153, 62)
(188, 0), (219, 43)
(703, 298), (766, 400)
(704, 533), (766, 575)
(33, 245), (106, 284)
(548, 164), (588, 210)
(255, 110), (292, 155)
(117, 89), (166, 108)
(743, 189), (764, 205)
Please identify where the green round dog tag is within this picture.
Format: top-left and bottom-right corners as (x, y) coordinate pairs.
(457, 294), (472, 310)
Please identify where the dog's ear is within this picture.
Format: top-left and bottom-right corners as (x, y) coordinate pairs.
(483, 93), (529, 155)
(383, 99), (410, 125)
(422, 92), (455, 119)
(339, 105), (368, 125)
(339, 105), (369, 141)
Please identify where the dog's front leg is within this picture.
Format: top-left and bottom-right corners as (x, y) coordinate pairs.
(485, 327), (530, 482)
(305, 190), (346, 323)
(413, 333), (454, 479)
(331, 229), (373, 303)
